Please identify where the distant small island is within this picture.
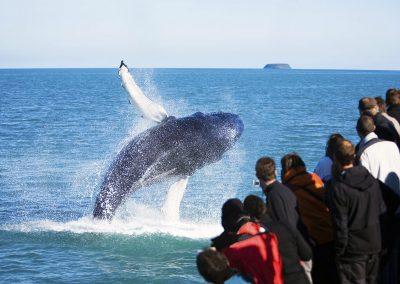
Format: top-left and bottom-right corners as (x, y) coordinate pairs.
(263, 63), (292, 70)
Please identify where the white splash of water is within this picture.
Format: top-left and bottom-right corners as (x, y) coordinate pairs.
(3, 201), (221, 239)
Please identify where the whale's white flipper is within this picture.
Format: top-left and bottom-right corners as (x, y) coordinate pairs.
(119, 62), (168, 123)
(162, 176), (189, 222)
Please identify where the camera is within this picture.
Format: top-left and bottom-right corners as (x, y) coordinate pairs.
(252, 179), (260, 187)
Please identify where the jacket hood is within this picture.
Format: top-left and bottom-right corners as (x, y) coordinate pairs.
(282, 167), (324, 190)
(338, 166), (375, 191)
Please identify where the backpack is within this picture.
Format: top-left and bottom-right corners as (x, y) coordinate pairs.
(222, 222), (284, 284)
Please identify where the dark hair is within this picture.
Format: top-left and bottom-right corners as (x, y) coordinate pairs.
(334, 139), (355, 166)
(255, 157), (276, 181)
(358, 97), (377, 115)
(375, 96), (386, 113)
(281, 153), (306, 177)
(356, 115), (375, 137)
(196, 248), (235, 283)
(386, 89), (400, 106)
(325, 133), (344, 159)
(221, 199), (247, 232)
(243, 195), (267, 220)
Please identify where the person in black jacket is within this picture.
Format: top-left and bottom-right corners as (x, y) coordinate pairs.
(358, 97), (400, 147)
(386, 88), (400, 124)
(243, 195), (312, 284)
(255, 157), (308, 239)
(330, 139), (386, 284)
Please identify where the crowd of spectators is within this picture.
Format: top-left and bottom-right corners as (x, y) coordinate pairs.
(196, 88), (400, 284)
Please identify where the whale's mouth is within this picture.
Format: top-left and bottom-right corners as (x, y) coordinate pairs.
(228, 115), (244, 141)
(210, 112), (244, 143)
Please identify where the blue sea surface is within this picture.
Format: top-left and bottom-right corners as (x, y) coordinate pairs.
(1, 68), (399, 283)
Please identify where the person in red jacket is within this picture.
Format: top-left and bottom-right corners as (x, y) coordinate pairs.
(244, 195), (312, 284)
(209, 198), (284, 284)
(221, 229), (283, 284)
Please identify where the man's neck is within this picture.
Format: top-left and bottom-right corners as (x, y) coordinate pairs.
(342, 164), (353, 170)
(265, 179), (276, 186)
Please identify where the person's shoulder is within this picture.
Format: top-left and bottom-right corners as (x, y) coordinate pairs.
(375, 112), (388, 121)
(382, 112), (397, 123)
(310, 171), (323, 181)
(308, 172), (324, 188)
(331, 176), (347, 192)
(275, 180), (291, 190)
(316, 156), (332, 166)
(314, 156), (332, 173)
(365, 139), (398, 154)
(267, 180), (282, 191)
(353, 164), (373, 176)
(379, 113), (399, 130)
(269, 181), (293, 196)
(380, 140), (399, 150)
(363, 170), (382, 193)
(211, 231), (238, 250)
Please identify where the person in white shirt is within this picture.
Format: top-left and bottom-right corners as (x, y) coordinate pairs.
(314, 133), (344, 183)
(356, 115), (400, 284)
(356, 115), (400, 198)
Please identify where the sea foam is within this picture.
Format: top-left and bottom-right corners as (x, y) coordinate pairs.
(2, 201), (222, 239)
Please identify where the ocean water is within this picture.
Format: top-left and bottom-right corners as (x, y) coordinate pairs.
(1, 68), (399, 283)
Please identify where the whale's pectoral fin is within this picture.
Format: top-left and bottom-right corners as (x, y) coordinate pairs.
(119, 60), (127, 68)
(118, 61), (168, 123)
(161, 176), (189, 222)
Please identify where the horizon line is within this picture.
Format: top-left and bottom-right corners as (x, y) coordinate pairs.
(0, 66), (399, 72)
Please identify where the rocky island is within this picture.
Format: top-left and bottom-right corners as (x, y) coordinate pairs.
(263, 63), (291, 69)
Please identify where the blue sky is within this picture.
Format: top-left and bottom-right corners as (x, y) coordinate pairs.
(1, 0), (399, 69)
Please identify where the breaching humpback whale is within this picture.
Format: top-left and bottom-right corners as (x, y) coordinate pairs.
(93, 61), (244, 220)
